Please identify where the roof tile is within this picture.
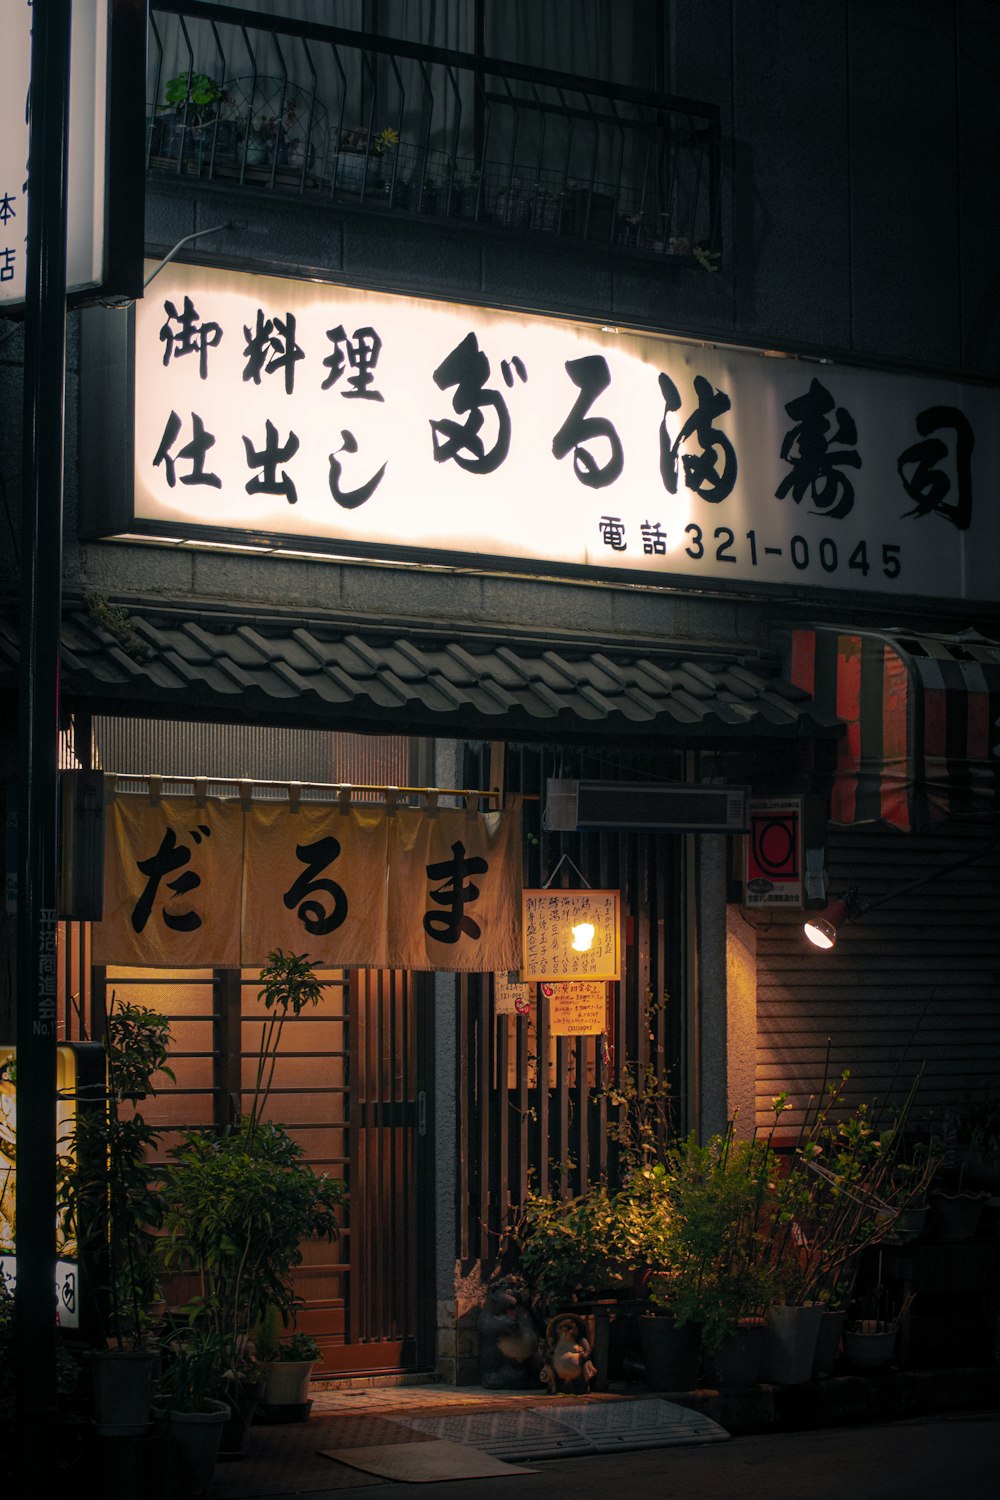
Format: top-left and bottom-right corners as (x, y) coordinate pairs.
(0, 605), (843, 742)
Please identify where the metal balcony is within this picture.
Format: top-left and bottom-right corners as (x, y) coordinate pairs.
(147, 1), (722, 266)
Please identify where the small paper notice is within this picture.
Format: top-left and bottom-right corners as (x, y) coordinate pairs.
(542, 980), (607, 1035)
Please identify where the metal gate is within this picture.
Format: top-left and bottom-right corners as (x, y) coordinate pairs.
(456, 741), (691, 1269)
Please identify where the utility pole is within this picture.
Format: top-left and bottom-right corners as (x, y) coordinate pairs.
(15, 0), (72, 1486)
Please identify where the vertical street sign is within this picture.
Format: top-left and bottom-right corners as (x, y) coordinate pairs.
(1, 0), (108, 308)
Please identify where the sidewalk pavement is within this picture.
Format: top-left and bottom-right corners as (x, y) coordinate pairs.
(213, 1408), (999, 1500)
(201, 1371), (1000, 1499)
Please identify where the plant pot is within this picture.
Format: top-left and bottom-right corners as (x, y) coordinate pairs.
(258, 1358), (316, 1407)
(218, 1376), (260, 1458)
(335, 152), (371, 193)
(638, 1314), (702, 1392)
(705, 1317), (766, 1388)
(149, 1399), (229, 1500)
(928, 1189), (989, 1241)
(760, 1303), (824, 1385)
(812, 1310), (847, 1379)
(91, 1348), (156, 1436)
(890, 1204), (929, 1242)
(843, 1321), (897, 1370)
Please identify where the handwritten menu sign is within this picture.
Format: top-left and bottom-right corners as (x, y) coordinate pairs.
(521, 889), (620, 981)
(494, 972), (534, 1016)
(543, 981), (608, 1036)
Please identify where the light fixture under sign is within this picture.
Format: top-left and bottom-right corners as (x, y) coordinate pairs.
(571, 921), (596, 953)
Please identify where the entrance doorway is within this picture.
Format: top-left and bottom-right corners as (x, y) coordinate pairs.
(86, 959), (433, 1374)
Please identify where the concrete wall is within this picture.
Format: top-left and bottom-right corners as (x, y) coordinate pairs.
(4, 2), (998, 622)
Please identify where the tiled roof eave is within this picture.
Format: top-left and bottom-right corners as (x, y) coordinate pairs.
(2, 604), (846, 744)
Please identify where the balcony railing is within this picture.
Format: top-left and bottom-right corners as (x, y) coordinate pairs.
(147, 1), (722, 265)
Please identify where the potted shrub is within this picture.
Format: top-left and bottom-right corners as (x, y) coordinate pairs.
(158, 951), (345, 1448)
(639, 1131), (780, 1392)
(151, 1328), (231, 1500)
(928, 1094), (999, 1239)
(58, 999), (173, 1433)
(513, 1166), (671, 1391)
(254, 1309), (321, 1418)
(514, 1184), (632, 1316)
(760, 1075), (937, 1383)
(154, 73), (234, 169)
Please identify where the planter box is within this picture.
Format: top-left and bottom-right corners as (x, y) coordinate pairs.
(258, 1358), (316, 1408)
(760, 1304), (824, 1386)
(843, 1321), (897, 1370)
(149, 1399), (229, 1500)
(706, 1318), (767, 1388)
(638, 1314), (702, 1392)
(91, 1348), (156, 1437)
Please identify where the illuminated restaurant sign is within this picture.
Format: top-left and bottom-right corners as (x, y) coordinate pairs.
(0, 1044), (102, 1330)
(87, 261), (999, 602)
(1, 0), (110, 308)
(521, 890), (621, 982)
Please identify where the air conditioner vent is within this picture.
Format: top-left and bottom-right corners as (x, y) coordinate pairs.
(544, 779), (748, 833)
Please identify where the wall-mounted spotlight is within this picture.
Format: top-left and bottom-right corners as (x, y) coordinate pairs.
(803, 835), (998, 952)
(803, 890), (867, 950)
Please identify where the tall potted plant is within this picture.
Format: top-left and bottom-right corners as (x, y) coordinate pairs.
(635, 1128), (781, 1392)
(58, 999), (173, 1433)
(760, 1074), (937, 1383)
(151, 1327), (231, 1500)
(158, 951), (345, 1442)
(647, 1128), (783, 1389)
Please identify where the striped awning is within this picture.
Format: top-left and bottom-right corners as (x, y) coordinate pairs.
(788, 627), (1000, 832)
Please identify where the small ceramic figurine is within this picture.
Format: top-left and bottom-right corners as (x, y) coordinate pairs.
(478, 1275), (541, 1389)
(540, 1312), (597, 1395)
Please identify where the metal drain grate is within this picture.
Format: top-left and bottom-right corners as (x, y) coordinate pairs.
(393, 1398), (729, 1460)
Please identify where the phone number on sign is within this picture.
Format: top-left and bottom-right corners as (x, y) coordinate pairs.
(677, 525), (902, 579)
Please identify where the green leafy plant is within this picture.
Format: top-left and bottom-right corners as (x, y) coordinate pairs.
(774, 1071), (940, 1306)
(254, 1307), (320, 1364)
(247, 949), (325, 1147)
(602, 989), (674, 1173)
(941, 1089), (1000, 1186)
(159, 1119), (343, 1356)
(158, 951), (344, 1389)
(84, 593), (152, 662)
(644, 1128), (781, 1352)
(513, 1154), (678, 1314)
(155, 1326), (231, 1414)
(162, 72), (228, 127)
(58, 998), (174, 1347)
(514, 1186), (630, 1313)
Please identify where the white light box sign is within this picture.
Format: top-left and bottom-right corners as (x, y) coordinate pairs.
(129, 261), (1000, 602)
(1, 0), (109, 308)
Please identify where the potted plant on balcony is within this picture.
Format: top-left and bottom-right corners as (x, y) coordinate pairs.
(153, 73), (233, 170)
(928, 1093), (999, 1239)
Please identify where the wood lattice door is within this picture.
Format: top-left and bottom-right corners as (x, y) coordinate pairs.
(87, 960), (433, 1376)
